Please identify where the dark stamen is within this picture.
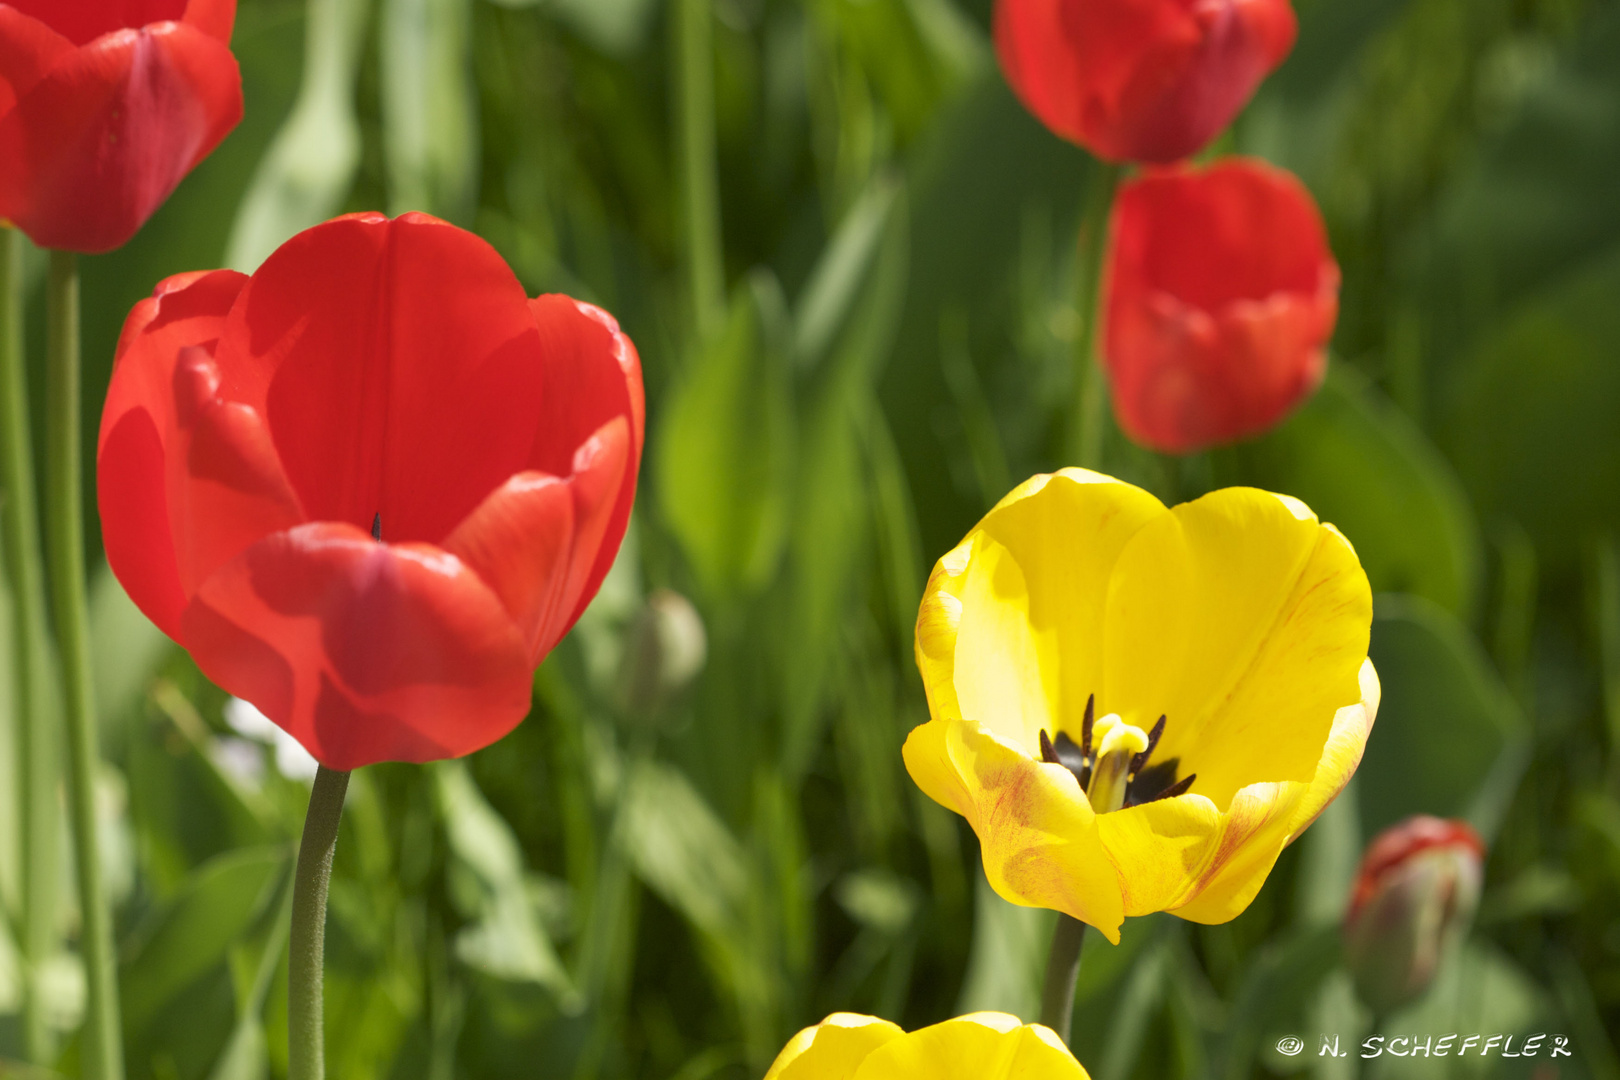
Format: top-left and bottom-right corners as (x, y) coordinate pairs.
(371, 513), (382, 541)
(1039, 729), (1060, 765)
(1039, 729), (1091, 789)
(1130, 715), (1166, 777)
(1152, 773), (1196, 802)
(1080, 694), (1096, 758)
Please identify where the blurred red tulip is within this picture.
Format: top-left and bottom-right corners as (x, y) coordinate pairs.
(98, 212), (644, 769)
(1344, 816), (1485, 1015)
(0, 0), (242, 253)
(1103, 157), (1338, 453)
(995, 0), (1296, 164)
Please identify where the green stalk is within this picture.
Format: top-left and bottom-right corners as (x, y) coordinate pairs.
(675, 0), (724, 341)
(1, 226), (60, 1067)
(1070, 162), (1122, 470)
(289, 765), (351, 1080)
(1039, 914), (1088, 1044)
(43, 250), (124, 1080)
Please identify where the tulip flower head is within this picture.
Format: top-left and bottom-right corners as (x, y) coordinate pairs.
(98, 212), (644, 769)
(995, 0), (1297, 164)
(1104, 157), (1339, 454)
(765, 1012), (1090, 1080)
(906, 469), (1375, 942)
(1344, 816), (1484, 1015)
(0, 0), (243, 253)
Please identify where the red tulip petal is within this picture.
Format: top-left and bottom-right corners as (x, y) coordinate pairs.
(444, 416), (631, 665)
(0, 9), (75, 111)
(182, 0), (236, 43)
(995, 0), (1295, 164)
(181, 523), (533, 770)
(1104, 159), (1338, 452)
(3, 2), (189, 46)
(527, 297), (644, 630)
(0, 22), (242, 252)
(219, 213), (554, 545)
(98, 269), (248, 640)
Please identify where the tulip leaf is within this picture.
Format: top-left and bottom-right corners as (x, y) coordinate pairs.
(1378, 942), (1550, 1074)
(88, 563), (171, 739)
(120, 846), (290, 1038)
(226, 0), (371, 272)
(435, 761), (579, 1009)
(954, 874), (1054, 1022)
(1219, 369), (1482, 619)
(380, 0), (479, 221)
(1437, 242), (1620, 579)
(657, 273), (794, 601)
(1359, 595), (1530, 843)
(793, 178), (902, 373)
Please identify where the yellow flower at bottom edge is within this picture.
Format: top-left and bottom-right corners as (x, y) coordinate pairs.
(905, 468), (1379, 944)
(764, 1012), (1089, 1079)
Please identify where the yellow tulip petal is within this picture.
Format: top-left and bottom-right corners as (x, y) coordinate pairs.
(901, 716), (976, 822)
(1103, 489), (1371, 810)
(927, 718), (1126, 942)
(1095, 793), (1223, 916)
(974, 469), (1166, 736)
(1169, 658), (1380, 924)
(851, 1013), (1090, 1080)
(916, 537), (973, 722)
(764, 1013), (906, 1080)
(952, 533), (1055, 752)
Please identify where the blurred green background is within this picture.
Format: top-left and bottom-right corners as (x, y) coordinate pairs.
(4, 0), (1620, 1076)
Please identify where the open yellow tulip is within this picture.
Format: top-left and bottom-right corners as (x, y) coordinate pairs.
(905, 469), (1378, 944)
(764, 1012), (1089, 1079)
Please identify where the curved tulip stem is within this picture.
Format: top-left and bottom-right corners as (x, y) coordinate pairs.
(1040, 913), (1089, 1044)
(2, 228), (61, 1067)
(675, 0), (725, 340)
(44, 250), (125, 1080)
(1070, 161), (1122, 470)
(290, 765), (351, 1080)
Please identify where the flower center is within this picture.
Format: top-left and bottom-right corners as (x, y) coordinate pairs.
(1038, 695), (1197, 813)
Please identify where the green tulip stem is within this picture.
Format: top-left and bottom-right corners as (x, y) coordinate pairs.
(1040, 913), (1089, 1044)
(2, 228), (61, 1067)
(289, 764), (351, 1080)
(675, 0), (725, 341)
(1070, 161), (1122, 470)
(44, 249), (125, 1080)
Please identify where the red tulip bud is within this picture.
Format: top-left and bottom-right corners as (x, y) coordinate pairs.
(1343, 816), (1485, 1016)
(0, 0), (243, 253)
(1103, 157), (1338, 453)
(995, 0), (1297, 164)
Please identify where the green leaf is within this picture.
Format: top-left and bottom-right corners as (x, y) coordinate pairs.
(226, 0), (370, 272)
(380, 0), (479, 220)
(954, 874), (1054, 1022)
(793, 178), (901, 372)
(120, 846), (289, 1037)
(1222, 369), (1482, 619)
(1359, 595), (1529, 842)
(434, 761), (578, 1008)
(657, 273), (794, 600)
(88, 563), (171, 736)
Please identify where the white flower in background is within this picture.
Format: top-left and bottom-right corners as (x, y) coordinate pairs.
(224, 697), (319, 782)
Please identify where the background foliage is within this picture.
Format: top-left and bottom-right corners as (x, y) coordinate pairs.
(3, 0), (1620, 1076)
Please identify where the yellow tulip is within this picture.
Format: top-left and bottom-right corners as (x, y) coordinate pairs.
(764, 1012), (1089, 1079)
(905, 469), (1378, 944)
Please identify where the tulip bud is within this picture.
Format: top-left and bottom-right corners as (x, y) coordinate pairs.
(1343, 816), (1484, 1016)
(617, 589), (707, 720)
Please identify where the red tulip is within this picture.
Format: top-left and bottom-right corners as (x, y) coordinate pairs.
(0, 0), (242, 253)
(995, 0), (1296, 164)
(1344, 816), (1484, 1014)
(1103, 157), (1338, 453)
(97, 212), (645, 769)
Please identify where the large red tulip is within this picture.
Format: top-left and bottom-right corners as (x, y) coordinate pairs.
(996, 0), (1296, 164)
(1103, 157), (1338, 453)
(0, 0), (242, 253)
(98, 212), (645, 769)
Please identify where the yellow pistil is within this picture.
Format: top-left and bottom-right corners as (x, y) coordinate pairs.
(1085, 714), (1149, 813)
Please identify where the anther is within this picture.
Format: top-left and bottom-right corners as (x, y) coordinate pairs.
(1040, 729), (1060, 765)
(1152, 773), (1196, 802)
(1080, 694), (1095, 758)
(371, 513), (382, 542)
(1130, 715), (1165, 777)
